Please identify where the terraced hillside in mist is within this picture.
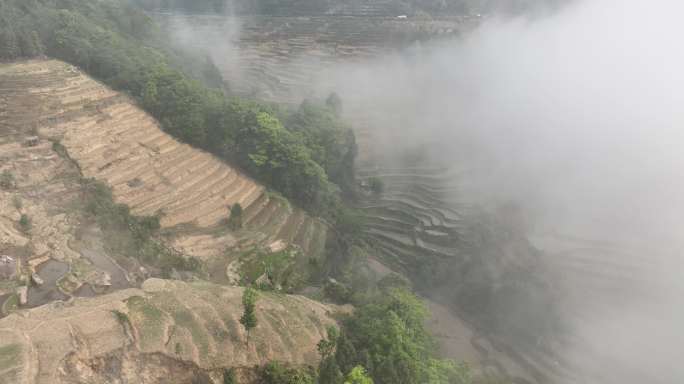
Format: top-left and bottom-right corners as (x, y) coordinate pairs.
(160, 14), (592, 384)
(0, 278), (339, 384)
(526, 233), (677, 384)
(0, 60), (327, 287)
(157, 12), (480, 277)
(158, 15), (474, 104)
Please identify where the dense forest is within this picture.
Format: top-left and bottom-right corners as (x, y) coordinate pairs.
(0, 0), (355, 218)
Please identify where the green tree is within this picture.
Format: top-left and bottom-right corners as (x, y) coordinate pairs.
(317, 326), (339, 359)
(337, 288), (468, 384)
(0, 170), (15, 189)
(318, 357), (343, 384)
(228, 202), (243, 229)
(223, 368), (237, 384)
(240, 287), (258, 343)
(0, 27), (20, 60)
(318, 325), (343, 384)
(334, 332), (358, 374)
(19, 214), (31, 232)
(344, 366), (373, 384)
(262, 361), (315, 384)
(18, 29), (43, 57)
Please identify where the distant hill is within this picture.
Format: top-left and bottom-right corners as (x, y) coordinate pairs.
(133, 0), (569, 16)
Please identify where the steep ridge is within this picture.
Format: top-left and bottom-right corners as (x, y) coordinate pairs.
(0, 60), (327, 280)
(0, 278), (339, 384)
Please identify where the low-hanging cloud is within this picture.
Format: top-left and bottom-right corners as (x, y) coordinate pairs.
(313, 1), (684, 382)
(326, 0), (684, 246)
(157, 1), (684, 381)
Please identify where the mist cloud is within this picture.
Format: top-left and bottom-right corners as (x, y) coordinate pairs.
(314, 1), (684, 382)
(160, 1), (684, 381)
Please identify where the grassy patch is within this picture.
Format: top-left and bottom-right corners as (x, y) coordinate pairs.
(0, 344), (21, 371)
(0, 170), (15, 190)
(51, 141), (69, 158)
(81, 178), (203, 275)
(173, 309), (210, 356)
(1, 294), (19, 316)
(126, 295), (166, 349)
(238, 248), (301, 290)
(111, 310), (131, 329)
(152, 292), (211, 356)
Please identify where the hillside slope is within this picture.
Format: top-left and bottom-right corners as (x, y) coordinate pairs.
(0, 278), (338, 384)
(0, 60), (327, 284)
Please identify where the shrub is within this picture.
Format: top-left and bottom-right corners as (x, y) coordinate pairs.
(0, 170), (15, 189)
(223, 368), (236, 384)
(228, 203), (243, 230)
(261, 362), (315, 384)
(18, 214), (31, 232)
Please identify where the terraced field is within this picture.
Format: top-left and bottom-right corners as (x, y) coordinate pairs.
(0, 74), (130, 313)
(0, 60), (327, 283)
(0, 278), (340, 384)
(526, 233), (680, 384)
(157, 14), (473, 105)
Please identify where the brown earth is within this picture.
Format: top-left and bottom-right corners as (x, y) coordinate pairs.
(0, 60), (327, 282)
(0, 278), (339, 384)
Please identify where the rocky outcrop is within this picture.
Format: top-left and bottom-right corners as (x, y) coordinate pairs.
(0, 278), (338, 384)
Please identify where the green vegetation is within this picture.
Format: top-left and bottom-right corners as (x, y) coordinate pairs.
(0, 0), (355, 216)
(223, 368), (237, 384)
(0, 344), (21, 371)
(0, 170), (15, 189)
(82, 178), (200, 274)
(173, 308), (211, 356)
(126, 295), (166, 349)
(261, 361), (315, 384)
(262, 281), (470, 384)
(0, 294), (19, 316)
(285, 99), (357, 197)
(344, 366), (374, 384)
(237, 248), (309, 291)
(51, 141), (69, 159)
(327, 287), (470, 384)
(111, 309), (131, 329)
(228, 203), (243, 230)
(18, 214), (31, 232)
(240, 287), (258, 342)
